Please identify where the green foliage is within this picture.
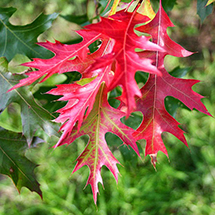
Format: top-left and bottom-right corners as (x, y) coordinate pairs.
(0, 7), (58, 61)
(197, 0), (213, 22)
(0, 57), (60, 146)
(60, 14), (89, 25)
(0, 127), (42, 197)
(161, 0), (177, 11)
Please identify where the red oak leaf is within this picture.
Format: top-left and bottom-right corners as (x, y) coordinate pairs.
(133, 1), (211, 167)
(86, 10), (164, 115)
(49, 65), (113, 147)
(58, 84), (139, 203)
(8, 30), (110, 91)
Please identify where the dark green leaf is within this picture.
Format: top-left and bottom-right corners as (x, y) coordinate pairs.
(60, 14), (88, 25)
(0, 57), (60, 145)
(0, 127), (42, 197)
(33, 86), (66, 114)
(108, 86), (122, 108)
(135, 71), (149, 84)
(197, 0), (213, 23)
(169, 66), (191, 78)
(162, 0), (177, 11)
(63, 71), (82, 83)
(0, 7), (58, 61)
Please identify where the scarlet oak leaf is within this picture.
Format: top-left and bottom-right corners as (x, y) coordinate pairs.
(86, 10), (163, 115)
(8, 7), (165, 149)
(49, 65), (113, 147)
(57, 84), (139, 203)
(136, 2), (192, 59)
(133, 69), (208, 156)
(9, 30), (110, 91)
(133, 2), (211, 163)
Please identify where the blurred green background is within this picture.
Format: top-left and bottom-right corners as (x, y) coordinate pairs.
(0, 0), (215, 214)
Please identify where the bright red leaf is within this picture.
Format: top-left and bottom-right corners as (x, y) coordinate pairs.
(9, 30), (109, 90)
(58, 84), (139, 203)
(49, 65), (113, 147)
(86, 10), (163, 114)
(133, 1), (211, 167)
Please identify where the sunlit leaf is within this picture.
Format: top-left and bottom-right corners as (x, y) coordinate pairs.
(206, 0), (215, 6)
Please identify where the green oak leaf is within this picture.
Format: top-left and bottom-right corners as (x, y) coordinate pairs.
(0, 57), (60, 146)
(60, 14), (89, 25)
(162, 0), (177, 11)
(0, 127), (42, 197)
(0, 7), (58, 61)
(197, 0), (213, 23)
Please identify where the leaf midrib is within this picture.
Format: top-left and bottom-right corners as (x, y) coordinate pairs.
(0, 145), (33, 185)
(0, 17), (42, 57)
(0, 71), (58, 132)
